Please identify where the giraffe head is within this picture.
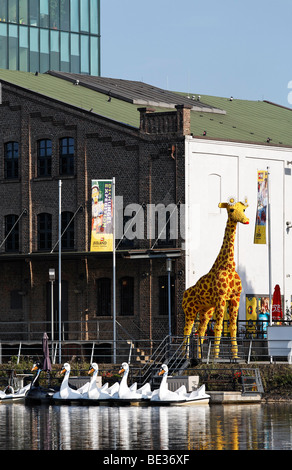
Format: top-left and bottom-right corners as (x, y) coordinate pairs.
(218, 197), (249, 225)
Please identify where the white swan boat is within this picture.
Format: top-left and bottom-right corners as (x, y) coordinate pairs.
(111, 362), (152, 404)
(51, 362), (209, 407)
(150, 364), (210, 406)
(84, 363), (119, 401)
(52, 363), (84, 403)
(52, 362), (120, 405)
(0, 383), (31, 402)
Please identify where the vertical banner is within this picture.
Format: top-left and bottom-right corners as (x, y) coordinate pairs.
(246, 296), (257, 337)
(90, 179), (113, 252)
(254, 170), (268, 244)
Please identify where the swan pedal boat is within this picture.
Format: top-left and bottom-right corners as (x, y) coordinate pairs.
(149, 364), (210, 406)
(52, 362), (152, 406)
(52, 362), (120, 405)
(51, 362), (209, 407)
(25, 363), (58, 404)
(0, 383), (31, 402)
(109, 362), (152, 406)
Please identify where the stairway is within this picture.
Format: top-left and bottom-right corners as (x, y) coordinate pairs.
(240, 368), (264, 394)
(137, 336), (189, 387)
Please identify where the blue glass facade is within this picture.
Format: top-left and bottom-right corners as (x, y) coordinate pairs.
(0, 0), (100, 75)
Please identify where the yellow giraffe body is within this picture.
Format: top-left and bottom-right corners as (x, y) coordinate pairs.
(183, 198), (249, 358)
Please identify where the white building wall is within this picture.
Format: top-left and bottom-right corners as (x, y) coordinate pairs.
(185, 137), (292, 321)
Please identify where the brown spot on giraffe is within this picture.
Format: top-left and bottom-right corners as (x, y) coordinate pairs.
(183, 198), (249, 358)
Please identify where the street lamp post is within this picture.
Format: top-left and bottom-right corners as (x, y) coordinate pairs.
(49, 268), (55, 360)
(166, 258), (172, 339)
(58, 180), (62, 364)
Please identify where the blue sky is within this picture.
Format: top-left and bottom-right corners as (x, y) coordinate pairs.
(101, 0), (292, 107)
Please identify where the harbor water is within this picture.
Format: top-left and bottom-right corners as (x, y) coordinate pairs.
(0, 402), (292, 451)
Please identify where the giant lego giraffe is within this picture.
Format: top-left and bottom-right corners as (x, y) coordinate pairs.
(182, 197), (249, 358)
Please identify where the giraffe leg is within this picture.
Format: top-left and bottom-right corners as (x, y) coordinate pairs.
(197, 308), (214, 338)
(183, 306), (199, 358)
(196, 308), (214, 359)
(213, 300), (226, 358)
(183, 312), (196, 337)
(182, 289), (196, 337)
(228, 296), (240, 358)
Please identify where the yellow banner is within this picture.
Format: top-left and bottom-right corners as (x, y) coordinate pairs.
(246, 296), (257, 337)
(254, 170), (268, 244)
(90, 180), (114, 252)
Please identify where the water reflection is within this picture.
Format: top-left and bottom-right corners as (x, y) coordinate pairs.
(0, 403), (292, 450)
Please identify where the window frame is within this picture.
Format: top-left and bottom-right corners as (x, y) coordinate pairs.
(59, 137), (74, 176)
(37, 212), (52, 251)
(5, 214), (19, 252)
(96, 277), (111, 316)
(61, 211), (74, 250)
(4, 141), (19, 179)
(37, 138), (52, 177)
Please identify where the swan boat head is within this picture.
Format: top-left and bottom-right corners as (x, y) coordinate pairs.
(119, 362), (129, 376)
(88, 363), (98, 375)
(31, 362), (42, 372)
(61, 363), (71, 375)
(30, 362), (43, 388)
(158, 364), (168, 377)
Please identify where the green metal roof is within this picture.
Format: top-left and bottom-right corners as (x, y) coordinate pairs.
(0, 68), (142, 128)
(188, 94), (292, 147)
(1, 68), (292, 147)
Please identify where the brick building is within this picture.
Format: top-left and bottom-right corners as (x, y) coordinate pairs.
(1, 69), (292, 362)
(0, 69), (197, 356)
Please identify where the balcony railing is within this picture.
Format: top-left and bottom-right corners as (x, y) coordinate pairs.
(0, 319), (291, 364)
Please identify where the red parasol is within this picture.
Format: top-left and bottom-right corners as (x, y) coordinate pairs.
(272, 284), (283, 321)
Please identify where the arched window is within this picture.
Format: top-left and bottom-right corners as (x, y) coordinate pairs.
(61, 211), (74, 250)
(37, 213), (52, 251)
(120, 276), (134, 316)
(4, 141), (19, 179)
(37, 139), (52, 177)
(96, 278), (111, 316)
(5, 214), (19, 252)
(59, 137), (74, 175)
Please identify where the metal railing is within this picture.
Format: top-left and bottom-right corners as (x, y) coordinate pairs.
(192, 367), (264, 394)
(0, 338), (169, 366)
(0, 318), (291, 342)
(189, 335), (292, 364)
(137, 335), (188, 387)
(1, 318), (292, 365)
(0, 319), (141, 342)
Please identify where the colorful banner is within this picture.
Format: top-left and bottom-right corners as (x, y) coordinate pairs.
(90, 180), (114, 252)
(254, 170), (268, 244)
(246, 296), (257, 337)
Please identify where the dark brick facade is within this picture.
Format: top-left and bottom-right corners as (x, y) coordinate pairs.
(0, 81), (189, 348)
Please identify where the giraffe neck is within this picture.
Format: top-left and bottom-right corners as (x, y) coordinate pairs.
(211, 219), (237, 272)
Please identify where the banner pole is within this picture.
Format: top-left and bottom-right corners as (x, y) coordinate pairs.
(112, 177), (116, 363)
(267, 167), (272, 325)
(58, 180), (62, 364)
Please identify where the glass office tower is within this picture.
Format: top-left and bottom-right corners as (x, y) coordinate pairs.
(0, 0), (100, 75)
